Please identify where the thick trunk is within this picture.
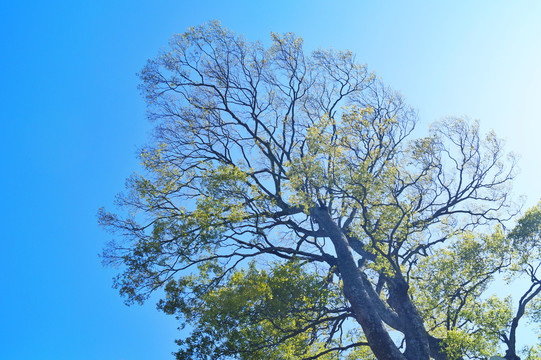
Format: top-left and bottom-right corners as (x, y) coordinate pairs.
(386, 273), (430, 360)
(312, 207), (431, 360)
(504, 351), (520, 360)
(428, 335), (455, 360)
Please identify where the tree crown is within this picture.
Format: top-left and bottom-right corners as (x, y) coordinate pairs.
(100, 22), (541, 360)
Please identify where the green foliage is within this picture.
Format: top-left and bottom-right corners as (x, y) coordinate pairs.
(411, 230), (514, 358)
(162, 260), (352, 360)
(509, 202), (541, 260)
(522, 343), (541, 360)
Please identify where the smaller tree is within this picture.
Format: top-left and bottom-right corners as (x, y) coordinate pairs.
(502, 204), (541, 360)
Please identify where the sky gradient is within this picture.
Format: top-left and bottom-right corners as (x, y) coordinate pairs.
(1, 1), (540, 359)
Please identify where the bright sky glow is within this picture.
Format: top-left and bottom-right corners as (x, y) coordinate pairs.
(1, 1), (540, 359)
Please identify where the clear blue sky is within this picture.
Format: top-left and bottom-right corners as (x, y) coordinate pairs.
(1, 1), (540, 359)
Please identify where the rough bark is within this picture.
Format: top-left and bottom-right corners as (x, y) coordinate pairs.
(312, 206), (431, 360)
(386, 272), (431, 360)
(427, 335), (453, 360)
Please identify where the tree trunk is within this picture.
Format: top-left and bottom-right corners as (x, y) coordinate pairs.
(311, 207), (431, 360)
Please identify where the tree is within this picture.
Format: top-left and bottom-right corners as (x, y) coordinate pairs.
(99, 21), (539, 359)
(503, 204), (541, 360)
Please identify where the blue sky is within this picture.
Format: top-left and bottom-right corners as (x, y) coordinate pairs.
(1, 1), (540, 359)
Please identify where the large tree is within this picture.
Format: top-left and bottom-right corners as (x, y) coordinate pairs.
(100, 22), (540, 359)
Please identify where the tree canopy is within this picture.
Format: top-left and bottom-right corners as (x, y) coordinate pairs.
(99, 22), (541, 360)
